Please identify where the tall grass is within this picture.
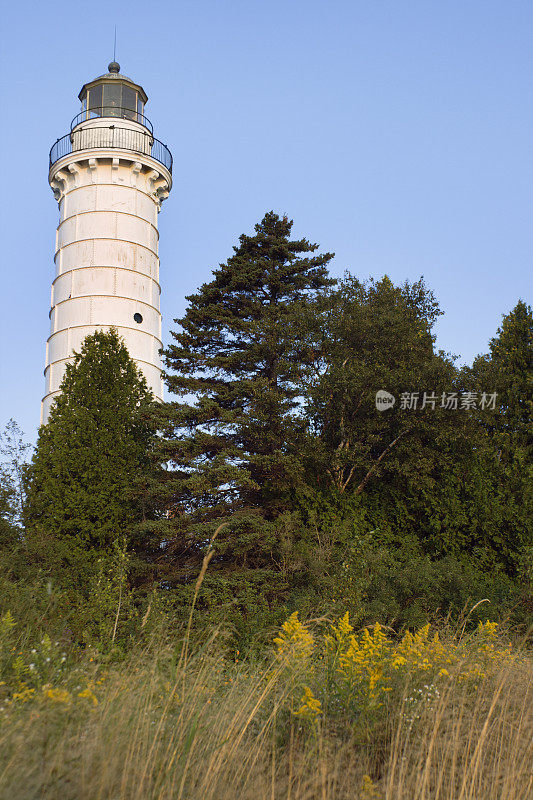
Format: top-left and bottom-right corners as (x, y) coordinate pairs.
(387, 656), (533, 799)
(0, 628), (531, 800)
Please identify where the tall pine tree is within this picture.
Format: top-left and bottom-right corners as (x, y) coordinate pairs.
(152, 212), (335, 615)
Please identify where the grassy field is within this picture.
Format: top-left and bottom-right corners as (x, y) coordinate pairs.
(0, 609), (531, 800)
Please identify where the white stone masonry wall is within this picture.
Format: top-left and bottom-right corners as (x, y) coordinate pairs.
(42, 149), (172, 422)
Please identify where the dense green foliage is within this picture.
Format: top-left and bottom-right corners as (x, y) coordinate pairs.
(23, 329), (156, 596)
(0, 214), (531, 640)
(305, 274), (452, 496)
(280, 279), (531, 623)
(460, 299), (533, 585)
(134, 214), (531, 629)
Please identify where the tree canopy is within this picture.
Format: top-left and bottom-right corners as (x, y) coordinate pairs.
(6, 216), (530, 632)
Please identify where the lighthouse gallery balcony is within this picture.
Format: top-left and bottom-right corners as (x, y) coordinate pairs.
(49, 108), (173, 173)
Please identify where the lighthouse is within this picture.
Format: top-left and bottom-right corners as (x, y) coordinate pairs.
(42, 62), (173, 422)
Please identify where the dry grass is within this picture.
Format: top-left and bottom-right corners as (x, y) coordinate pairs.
(387, 655), (533, 800)
(0, 634), (531, 800)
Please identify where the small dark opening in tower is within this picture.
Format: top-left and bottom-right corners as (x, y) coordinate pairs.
(134, 312), (143, 324)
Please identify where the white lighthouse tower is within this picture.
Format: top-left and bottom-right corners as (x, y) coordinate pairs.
(42, 62), (173, 422)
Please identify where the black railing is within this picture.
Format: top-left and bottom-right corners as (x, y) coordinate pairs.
(49, 125), (173, 173)
(71, 107), (154, 134)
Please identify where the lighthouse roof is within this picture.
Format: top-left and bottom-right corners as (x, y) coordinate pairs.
(78, 63), (148, 104)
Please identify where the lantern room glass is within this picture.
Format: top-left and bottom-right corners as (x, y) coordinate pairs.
(80, 82), (144, 123)
(88, 84), (102, 117)
(122, 86), (137, 120)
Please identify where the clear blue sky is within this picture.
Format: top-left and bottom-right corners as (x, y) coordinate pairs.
(0, 0), (531, 441)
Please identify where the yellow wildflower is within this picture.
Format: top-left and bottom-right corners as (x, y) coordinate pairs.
(327, 612), (354, 648)
(294, 686), (322, 722)
(359, 774), (382, 799)
(0, 610), (16, 633)
(392, 655), (407, 669)
(77, 687), (98, 706)
(477, 620), (498, 640)
(274, 612), (314, 659)
(12, 686), (36, 703)
(44, 687), (72, 704)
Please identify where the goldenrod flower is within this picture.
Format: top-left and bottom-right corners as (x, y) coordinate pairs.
(274, 612), (314, 659)
(294, 686), (322, 722)
(44, 687), (72, 704)
(77, 687), (98, 706)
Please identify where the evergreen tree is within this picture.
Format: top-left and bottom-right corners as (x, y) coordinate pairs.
(25, 329), (155, 589)
(459, 300), (533, 572)
(152, 212), (335, 614)
(468, 300), (532, 457)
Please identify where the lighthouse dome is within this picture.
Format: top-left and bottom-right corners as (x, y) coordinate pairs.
(77, 64), (148, 126)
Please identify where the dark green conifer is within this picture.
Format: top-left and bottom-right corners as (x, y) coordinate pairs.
(25, 329), (155, 587)
(154, 212), (335, 613)
(460, 300), (533, 572)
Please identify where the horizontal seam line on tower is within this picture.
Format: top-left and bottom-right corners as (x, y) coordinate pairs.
(51, 294), (161, 311)
(57, 210), (160, 237)
(41, 366), (164, 400)
(46, 324), (162, 346)
(55, 237), (159, 259)
(44, 351), (162, 373)
(51, 266), (161, 293)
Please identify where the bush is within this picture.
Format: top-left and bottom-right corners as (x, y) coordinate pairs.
(332, 535), (524, 629)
